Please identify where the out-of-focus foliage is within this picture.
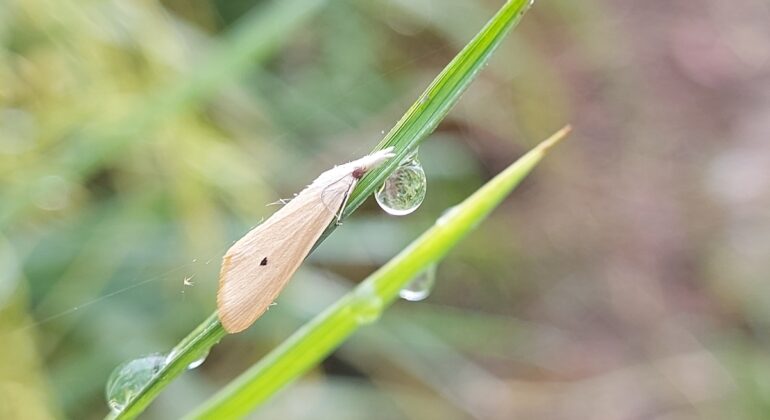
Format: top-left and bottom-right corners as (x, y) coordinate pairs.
(1, 0), (770, 419)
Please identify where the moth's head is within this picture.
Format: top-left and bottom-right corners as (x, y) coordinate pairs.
(353, 147), (396, 179)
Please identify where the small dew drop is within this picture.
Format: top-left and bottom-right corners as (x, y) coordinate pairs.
(186, 350), (209, 370)
(106, 353), (166, 412)
(375, 150), (427, 216)
(400, 264), (436, 301)
(165, 348), (210, 370)
(351, 284), (384, 325)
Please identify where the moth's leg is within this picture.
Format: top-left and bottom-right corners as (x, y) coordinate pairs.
(336, 180), (358, 225)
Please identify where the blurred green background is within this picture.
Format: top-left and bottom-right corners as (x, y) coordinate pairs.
(2, 0), (770, 418)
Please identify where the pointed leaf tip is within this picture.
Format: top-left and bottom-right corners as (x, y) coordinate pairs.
(538, 124), (572, 153)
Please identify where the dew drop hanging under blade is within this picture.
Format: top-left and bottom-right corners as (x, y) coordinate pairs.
(375, 149), (427, 216)
(400, 264), (436, 302)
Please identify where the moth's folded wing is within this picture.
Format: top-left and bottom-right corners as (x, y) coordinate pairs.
(216, 181), (349, 333)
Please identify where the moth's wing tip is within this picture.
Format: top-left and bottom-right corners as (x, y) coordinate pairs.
(217, 253), (249, 334)
(216, 282), (236, 334)
(217, 286), (255, 334)
(217, 256), (270, 334)
(218, 310), (249, 334)
(218, 303), (266, 334)
(216, 254), (232, 313)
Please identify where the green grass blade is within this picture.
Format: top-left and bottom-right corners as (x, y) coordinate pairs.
(186, 126), (571, 419)
(341, 0), (535, 220)
(106, 313), (226, 420)
(106, 1), (535, 418)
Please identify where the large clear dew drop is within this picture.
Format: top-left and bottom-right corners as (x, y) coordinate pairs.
(105, 353), (167, 412)
(400, 264), (436, 301)
(375, 150), (427, 216)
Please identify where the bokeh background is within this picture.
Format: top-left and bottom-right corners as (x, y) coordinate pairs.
(2, 0), (770, 418)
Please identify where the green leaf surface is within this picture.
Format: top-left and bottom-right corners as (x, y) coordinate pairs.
(342, 0), (536, 220)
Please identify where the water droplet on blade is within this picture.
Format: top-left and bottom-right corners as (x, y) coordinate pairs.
(165, 348), (209, 370)
(351, 284), (384, 325)
(375, 150), (427, 216)
(186, 350), (209, 370)
(105, 353), (166, 412)
(400, 264), (436, 301)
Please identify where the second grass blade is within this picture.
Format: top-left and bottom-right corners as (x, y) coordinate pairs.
(186, 126), (570, 419)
